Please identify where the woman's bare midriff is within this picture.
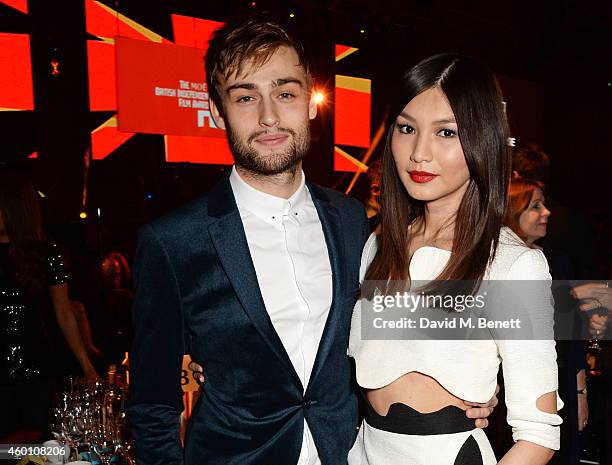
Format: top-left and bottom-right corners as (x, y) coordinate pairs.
(366, 371), (466, 416)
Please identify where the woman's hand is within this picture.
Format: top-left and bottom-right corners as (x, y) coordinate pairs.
(83, 363), (99, 381)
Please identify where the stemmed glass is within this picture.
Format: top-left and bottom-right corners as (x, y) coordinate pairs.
(49, 408), (68, 464)
(92, 424), (119, 465)
(50, 378), (134, 464)
(63, 409), (85, 461)
(114, 411), (134, 464)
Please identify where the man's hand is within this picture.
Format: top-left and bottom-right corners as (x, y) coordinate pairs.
(589, 313), (609, 335)
(189, 361), (205, 385)
(572, 282), (612, 312)
(463, 384), (500, 428)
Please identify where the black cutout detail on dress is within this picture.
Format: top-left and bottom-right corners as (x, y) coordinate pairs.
(362, 391), (475, 436)
(454, 435), (483, 465)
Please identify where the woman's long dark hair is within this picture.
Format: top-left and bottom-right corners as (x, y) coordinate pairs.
(0, 172), (48, 295)
(365, 53), (510, 294)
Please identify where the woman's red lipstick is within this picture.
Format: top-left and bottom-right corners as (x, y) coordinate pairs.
(408, 170), (438, 183)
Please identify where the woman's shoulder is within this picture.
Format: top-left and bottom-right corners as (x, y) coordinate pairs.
(362, 232), (378, 262)
(364, 232), (378, 249)
(490, 227), (549, 279)
(359, 233), (379, 282)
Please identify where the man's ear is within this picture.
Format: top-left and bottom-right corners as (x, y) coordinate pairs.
(308, 90), (318, 121)
(210, 98), (226, 130)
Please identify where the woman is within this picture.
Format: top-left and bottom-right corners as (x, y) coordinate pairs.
(507, 177), (588, 465)
(89, 251), (134, 365)
(0, 172), (97, 439)
(348, 54), (562, 464)
(506, 177), (550, 246)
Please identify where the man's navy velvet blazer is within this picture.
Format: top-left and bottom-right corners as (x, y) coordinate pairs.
(128, 173), (370, 465)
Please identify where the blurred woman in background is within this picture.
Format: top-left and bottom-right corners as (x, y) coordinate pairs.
(506, 177), (550, 246)
(0, 171), (97, 441)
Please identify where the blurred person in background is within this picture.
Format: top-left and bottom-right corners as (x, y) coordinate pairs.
(571, 281), (611, 464)
(0, 172), (97, 441)
(512, 144), (598, 279)
(505, 176), (588, 465)
(100, 252), (132, 291)
(513, 145), (611, 464)
(87, 251), (134, 366)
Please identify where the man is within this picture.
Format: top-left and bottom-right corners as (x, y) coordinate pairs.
(128, 14), (495, 465)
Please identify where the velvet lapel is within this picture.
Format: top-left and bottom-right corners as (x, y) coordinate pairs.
(206, 174), (302, 388)
(305, 182), (345, 395)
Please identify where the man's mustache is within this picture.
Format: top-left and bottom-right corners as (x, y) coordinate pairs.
(248, 128), (296, 144)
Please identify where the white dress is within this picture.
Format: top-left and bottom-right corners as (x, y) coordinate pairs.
(348, 227), (563, 465)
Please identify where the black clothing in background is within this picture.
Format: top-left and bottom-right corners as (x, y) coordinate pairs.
(540, 201), (598, 280)
(548, 251), (587, 465)
(87, 287), (134, 365)
(0, 242), (69, 438)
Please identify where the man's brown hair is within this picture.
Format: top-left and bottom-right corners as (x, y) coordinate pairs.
(205, 14), (312, 116)
(512, 144), (550, 187)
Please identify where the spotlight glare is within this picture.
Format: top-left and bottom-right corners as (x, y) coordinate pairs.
(314, 92), (325, 105)
(289, 12), (295, 18)
(79, 212), (87, 219)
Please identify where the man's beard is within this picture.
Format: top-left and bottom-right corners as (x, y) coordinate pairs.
(226, 123), (310, 176)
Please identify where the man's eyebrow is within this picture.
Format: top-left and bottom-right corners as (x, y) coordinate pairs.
(226, 83), (257, 94)
(272, 78), (303, 88)
(226, 78), (304, 94)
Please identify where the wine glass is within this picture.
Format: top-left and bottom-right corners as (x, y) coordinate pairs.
(587, 311), (607, 349)
(49, 408), (69, 464)
(63, 413), (85, 461)
(114, 411), (134, 464)
(92, 425), (118, 465)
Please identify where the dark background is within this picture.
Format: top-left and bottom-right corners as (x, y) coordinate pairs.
(0, 0), (610, 263)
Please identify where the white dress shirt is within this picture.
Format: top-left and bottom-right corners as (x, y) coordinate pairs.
(229, 166), (332, 465)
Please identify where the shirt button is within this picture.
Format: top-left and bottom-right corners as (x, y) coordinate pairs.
(303, 400), (312, 409)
